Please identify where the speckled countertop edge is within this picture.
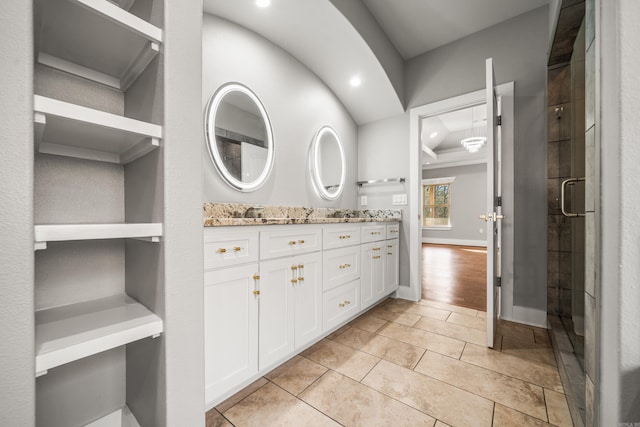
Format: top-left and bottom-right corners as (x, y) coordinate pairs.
(203, 203), (401, 227)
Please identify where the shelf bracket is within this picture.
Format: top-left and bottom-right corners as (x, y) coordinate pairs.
(131, 236), (161, 243)
(36, 370), (48, 378)
(34, 242), (47, 251)
(152, 333), (161, 339)
(34, 112), (46, 147)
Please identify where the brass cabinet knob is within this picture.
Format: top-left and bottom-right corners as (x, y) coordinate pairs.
(298, 239), (305, 244)
(233, 246), (242, 252)
(217, 248), (227, 253)
(339, 303), (345, 307)
(252, 274), (260, 280)
(289, 240), (297, 245)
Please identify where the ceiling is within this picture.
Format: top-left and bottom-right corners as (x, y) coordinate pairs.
(422, 104), (487, 152)
(362, 0), (550, 60)
(202, 0), (549, 125)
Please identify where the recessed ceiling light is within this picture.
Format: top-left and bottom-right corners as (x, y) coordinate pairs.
(429, 131), (438, 139)
(349, 76), (362, 87)
(256, 0), (271, 8)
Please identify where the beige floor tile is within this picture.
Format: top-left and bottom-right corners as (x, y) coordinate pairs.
(419, 299), (479, 317)
(502, 335), (557, 367)
(496, 320), (537, 343)
(414, 316), (486, 346)
(333, 326), (425, 369)
(493, 404), (551, 426)
(377, 322), (466, 359)
(435, 421), (452, 427)
(300, 370), (436, 427)
(326, 324), (351, 340)
(223, 382), (340, 427)
(534, 328), (552, 347)
(369, 306), (422, 327)
(349, 314), (388, 333)
(215, 377), (269, 413)
(205, 409), (233, 427)
(544, 389), (573, 427)
(381, 297), (414, 310)
(415, 351), (547, 421)
(461, 343), (564, 392)
(265, 355), (328, 396)
(396, 303), (452, 321)
(446, 312), (486, 331)
(362, 359), (494, 427)
(301, 339), (380, 381)
(477, 311), (487, 319)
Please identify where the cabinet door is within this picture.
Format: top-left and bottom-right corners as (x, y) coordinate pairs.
(204, 264), (259, 405)
(361, 242), (386, 310)
(293, 252), (323, 350)
(259, 257), (296, 369)
(385, 239), (399, 293)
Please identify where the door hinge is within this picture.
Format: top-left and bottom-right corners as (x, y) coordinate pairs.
(496, 115), (502, 126)
(496, 277), (502, 287)
(496, 196), (502, 207)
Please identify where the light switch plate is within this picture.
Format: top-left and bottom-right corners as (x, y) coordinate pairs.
(360, 196), (367, 206)
(392, 194), (407, 205)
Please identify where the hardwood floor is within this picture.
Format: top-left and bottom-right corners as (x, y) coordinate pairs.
(422, 243), (487, 311)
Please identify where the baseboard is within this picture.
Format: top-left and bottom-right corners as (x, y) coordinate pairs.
(504, 306), (548, 328)
(422, 237), (487, 247)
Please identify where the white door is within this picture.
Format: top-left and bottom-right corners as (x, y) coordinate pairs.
(483, 58), (503, 348)
(259, 257), (295, 369)
(204, 264), (259, 404)
(293, 252), (323, 350)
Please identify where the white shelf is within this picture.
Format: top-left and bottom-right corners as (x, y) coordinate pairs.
(34, 95), (162, 164)
(34, 223), (162, 249)
(36, 0), (162, 91)
(85, 406), (141, 427)
(35, 294), (163, 376)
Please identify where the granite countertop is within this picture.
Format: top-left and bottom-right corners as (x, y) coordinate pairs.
(203, 203), (401, 227)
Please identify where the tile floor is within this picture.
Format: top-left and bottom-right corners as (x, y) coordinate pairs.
(206, 298), (573, 427)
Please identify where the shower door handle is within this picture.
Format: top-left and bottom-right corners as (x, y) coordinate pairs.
(561, 178), (585, 217)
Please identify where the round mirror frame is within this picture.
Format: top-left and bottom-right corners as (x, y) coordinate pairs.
(310, 125), (346, 200)
(204, 82), (275, 192)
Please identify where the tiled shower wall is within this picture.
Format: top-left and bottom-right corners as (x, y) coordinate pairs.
(547, 62), (573, 316)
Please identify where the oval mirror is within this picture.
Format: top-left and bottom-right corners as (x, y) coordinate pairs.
(310, 126), (345, 200)
(204, 83), (274, 192)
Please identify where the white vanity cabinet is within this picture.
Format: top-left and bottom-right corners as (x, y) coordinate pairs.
(203, 221), (400, 408)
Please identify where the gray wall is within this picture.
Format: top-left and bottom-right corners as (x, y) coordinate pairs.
(0, 1), (35, 425)
(359, 6), (548, 321)
(202, 15), (358, 208)
(422, 164), (487, 244)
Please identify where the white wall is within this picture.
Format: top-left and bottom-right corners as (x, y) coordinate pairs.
(202, 14), (358, 208)
(422, 164), (487, 244)
(359, 6), (548, 321)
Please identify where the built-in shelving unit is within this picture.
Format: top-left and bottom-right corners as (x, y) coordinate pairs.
(33, 0), (165, 424)
(36, 0), (162, 91)
(34, 95), (162, 164)
(35, 294), (163, 376)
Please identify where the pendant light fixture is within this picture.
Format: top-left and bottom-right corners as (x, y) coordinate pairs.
(460, 106), (487, 153)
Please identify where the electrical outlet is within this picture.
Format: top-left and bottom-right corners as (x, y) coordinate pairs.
(360, 196), (367, 206)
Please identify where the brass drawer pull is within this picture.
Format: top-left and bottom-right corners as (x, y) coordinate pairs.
(345, 300), (351, 305)
(388, 252), (393, 255)
(252, 274), (260, 280)
(289, 240), (297, 245)
(252, 290), (260, 296)
(298, 277), (304, 282)
(339, 235), (352, 240)
(298, 239), (305, 244)
(217, 248), (227, 253)
(291, 278), (298, 284)
(373, 255), (381, 259)
(291, 265), (298, 271)
(372, 247), (381, 251)
(233, 246), (242, 252)
(339, 303), (345, 307)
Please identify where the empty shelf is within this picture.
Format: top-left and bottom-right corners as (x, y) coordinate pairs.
(35, 294), (163, 375)
(34, 95), (162, 164)
(34, 223), (162, 248)
(36, 0), (162, 91)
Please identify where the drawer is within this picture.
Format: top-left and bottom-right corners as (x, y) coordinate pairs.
(204, 229), (259, 270)
(260, 226), (322, 260)
(323, 224), (361, 250)
(323, 279), (360, 333)
(323, 246), (361, 292)
(386, 223), (400, 239)
(361, 224), (386, 243)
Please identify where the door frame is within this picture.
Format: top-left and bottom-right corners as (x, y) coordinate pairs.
(404, 82), (514, 316)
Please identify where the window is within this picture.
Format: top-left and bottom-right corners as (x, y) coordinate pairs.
(422, 177), (454, 227)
